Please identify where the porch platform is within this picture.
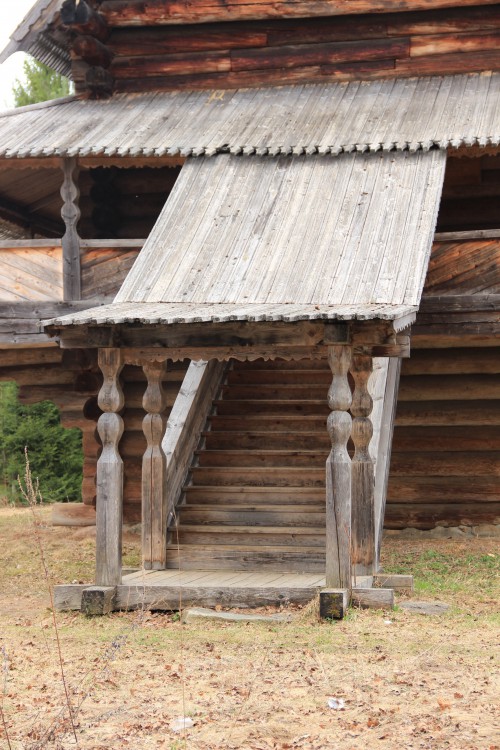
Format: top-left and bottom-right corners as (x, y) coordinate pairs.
(54, 569), (376, 612)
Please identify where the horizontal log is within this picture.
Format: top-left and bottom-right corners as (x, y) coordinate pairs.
(99, 0), (500, 26)
(419, 296), (500, 313)
(398, 375), (500, 401)
(113, 58), (397, 92)
(393, 426), (500, 452)
(0, 347), (61, 367)
(395, 400), (500, 426)
(410, 30), (500, 57)
(387, 476), (499, 502)
(395, 49), (500, 75)
(73, 35), (114, 67)
(109, 26), (268, 56)
(0, 364), (74, 386)
(384, 502), (500, 529)
(401, 347), (500, 375)
(111, 50), (231, 77)
(390, 451), (499, 477)
(230, 37), (410, 71)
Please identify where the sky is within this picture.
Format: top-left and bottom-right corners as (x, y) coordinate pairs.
(0, 0), (39, 109)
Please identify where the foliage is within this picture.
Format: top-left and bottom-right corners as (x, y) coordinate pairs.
(0, 382), (82, 503)
(13, 57), (71, 108)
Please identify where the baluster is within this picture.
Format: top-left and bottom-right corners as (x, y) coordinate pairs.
(350, 353), (375, 575)
(60, 157), (81, 301)
(142, 360), (168, 570)
(96, 348), (124, 586)
(325, 345), (353, 589)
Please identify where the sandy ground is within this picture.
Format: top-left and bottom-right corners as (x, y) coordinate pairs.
(0, 507), (498, 750)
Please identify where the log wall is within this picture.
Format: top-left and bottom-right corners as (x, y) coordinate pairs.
(80, 5), (500, 94)
(387, 346), (500, 529)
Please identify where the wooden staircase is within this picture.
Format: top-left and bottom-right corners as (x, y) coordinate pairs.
(166, 360), (332, 572)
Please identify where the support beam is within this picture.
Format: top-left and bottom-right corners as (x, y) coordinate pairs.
(60, 158), (81, 301)
(325, 345), (352, 589)
(350, 353), (375, 576)
(96, 348), (124, 586)
(73, 35), (114, 68)
(374, 358), (402, 569)
(142, 359), (168, 570)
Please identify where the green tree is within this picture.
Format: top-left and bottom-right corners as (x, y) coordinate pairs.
(0, 382), (83, 503)
(13, 57), (71, 108)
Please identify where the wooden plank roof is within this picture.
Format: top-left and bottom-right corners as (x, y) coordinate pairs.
(0, 72), (498, 158)
(50, 149), (446, 328)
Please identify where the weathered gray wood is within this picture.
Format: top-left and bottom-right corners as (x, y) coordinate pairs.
(350, 354), (375, 576)
(319, 589), (349, 620)
(81, 586), (116, 616)
(351, 587), (394, 609)
(374, 358), (402, 570)
(54, 583), (322, 611)
(60, 157), (81, 302)
(142, 358), (168, 570)
(373, 573), (414, 591)
(325, 345), (352, 589)
(163, 359), (226, 526)
(96, 348), (124, 586)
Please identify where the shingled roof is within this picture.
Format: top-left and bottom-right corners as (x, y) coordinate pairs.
(0, 72), (498, 159)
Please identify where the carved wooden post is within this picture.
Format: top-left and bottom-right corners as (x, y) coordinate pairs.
(350, 353), (375, 575)
(142, 359), (168, 570)
(325, 345), (352, 589)
(60, 157), (81, 301)
(96, 348), (124, 586)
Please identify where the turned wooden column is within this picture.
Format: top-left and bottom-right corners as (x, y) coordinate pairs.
(325, 345), (353, 589)
(350, 353), (375, 575)
(96, 348), (124, 586)
(60, 157), (81, 301)
(142, 360), (169, 570)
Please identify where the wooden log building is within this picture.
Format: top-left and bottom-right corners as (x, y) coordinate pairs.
(0, 0), (498, 613)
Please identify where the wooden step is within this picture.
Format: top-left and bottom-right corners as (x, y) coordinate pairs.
(195, 449), (327, 467)
(214, 400), (328, 415)
(183, 486), (326, 504)
(227, 370), (331, 385)
(177, 504), (326, 526)
(165, 544), (326, 572)
(210, 415), (328, 431)
(203, 430), (330, 450)
(175, 525), (326, 547)
(232, 360), (328, 371)
(191, 466), (325, 487)
(398, 375), (500, 401)
(221, 384), (329, 399)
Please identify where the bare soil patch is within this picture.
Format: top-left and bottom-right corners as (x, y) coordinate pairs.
(0, 507), (498, 750)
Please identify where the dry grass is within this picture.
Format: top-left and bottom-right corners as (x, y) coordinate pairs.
(0, 507), (498, 750)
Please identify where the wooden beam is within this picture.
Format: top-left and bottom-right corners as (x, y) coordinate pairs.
(141, 359), (168, 570)
(374, 358), (401, 570)
(99, 0), (500, 26)
(60, 158), (81, 301)
(325, 345), (352, 590)
(96, 348), (124, 586)
(350, 354), (376, 576)
(73, 35), (114, 68)
(61, 0), (109, 41)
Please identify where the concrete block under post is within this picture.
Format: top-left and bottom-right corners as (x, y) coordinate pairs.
(319, 589), (349, 620)
(81, 586), (116, 615)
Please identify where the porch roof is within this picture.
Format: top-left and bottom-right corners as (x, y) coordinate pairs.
(48, 149), (446, 330)
(0, 72), (498, 159)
